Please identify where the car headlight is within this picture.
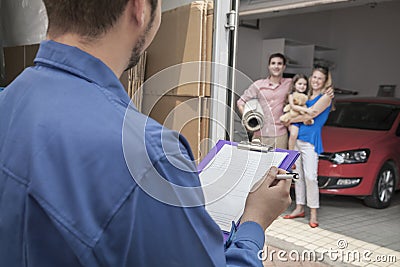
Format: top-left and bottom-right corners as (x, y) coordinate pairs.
(330, 149), (370, 164)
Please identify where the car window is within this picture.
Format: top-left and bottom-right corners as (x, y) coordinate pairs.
(326, 102), (400, 130)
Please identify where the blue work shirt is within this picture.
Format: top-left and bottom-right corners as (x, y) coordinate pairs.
(0, 40), (265, 266)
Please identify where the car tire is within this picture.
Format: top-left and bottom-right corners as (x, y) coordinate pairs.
(364, 162), (396, 209)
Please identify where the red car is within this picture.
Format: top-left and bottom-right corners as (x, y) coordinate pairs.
(318, 97), (400, 208)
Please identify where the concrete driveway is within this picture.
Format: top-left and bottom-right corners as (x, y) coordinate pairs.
(263, 191), (400, 266)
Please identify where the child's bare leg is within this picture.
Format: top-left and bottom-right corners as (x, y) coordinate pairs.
(288, 125), (299, 151)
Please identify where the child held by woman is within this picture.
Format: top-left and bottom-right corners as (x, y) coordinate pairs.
(285, 74), (316, 151)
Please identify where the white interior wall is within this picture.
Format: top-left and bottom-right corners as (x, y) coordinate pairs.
(330, 2), (400, 97)
(237, 1), (400, 97)
(236, 27), (263, 82)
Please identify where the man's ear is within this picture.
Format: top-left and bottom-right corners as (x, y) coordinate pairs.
(129, 0), (146, 27)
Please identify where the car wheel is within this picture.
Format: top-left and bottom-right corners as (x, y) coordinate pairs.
(364, 162), (396, 209)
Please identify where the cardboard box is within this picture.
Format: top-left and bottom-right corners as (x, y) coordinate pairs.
(120, 52), (147, 111)
(145, 1), (213, 97)
(204, 1), (213, 96)
(143, 94), (210, 162)
(142, 1), (214, 159)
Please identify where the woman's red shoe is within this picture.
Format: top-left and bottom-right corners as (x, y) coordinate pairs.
(283, 212), (305, 219)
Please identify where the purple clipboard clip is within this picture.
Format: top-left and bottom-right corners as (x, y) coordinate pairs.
(197, 140), (300, 242)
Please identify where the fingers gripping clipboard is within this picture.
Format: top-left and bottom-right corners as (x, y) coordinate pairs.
(197, 140), (299, 237)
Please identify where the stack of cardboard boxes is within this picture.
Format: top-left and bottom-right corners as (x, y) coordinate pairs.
(142, 1), (214, 162)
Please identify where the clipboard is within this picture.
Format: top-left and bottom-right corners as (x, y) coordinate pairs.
(197, 140), (300, 241)
(198, 140), (299, 173)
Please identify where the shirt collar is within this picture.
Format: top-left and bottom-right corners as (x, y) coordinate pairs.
(266, 76), (284, 85)
(34, 40), (131, 104)
(265, 76), (284, 89)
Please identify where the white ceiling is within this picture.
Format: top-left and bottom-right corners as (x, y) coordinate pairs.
(239, 0), (395, 19)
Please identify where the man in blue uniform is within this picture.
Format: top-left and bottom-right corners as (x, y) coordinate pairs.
(0, 0), (291, 266)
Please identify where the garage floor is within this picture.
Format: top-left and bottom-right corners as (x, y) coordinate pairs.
(263, 191), (400, 266)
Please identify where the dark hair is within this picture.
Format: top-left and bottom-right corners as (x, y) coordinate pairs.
(314, 64), (329, 73)
(43, 0), (158, 39)
(311, 64), (332, 94)
(268, 53), (286, 65)
(284, 73), (308, 105)
(290, 73), (309, 94)
(310, 64), (336, 111)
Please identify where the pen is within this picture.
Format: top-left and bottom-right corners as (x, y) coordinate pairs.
(251, 172), (299, 192)
(276, 173), (299, 180)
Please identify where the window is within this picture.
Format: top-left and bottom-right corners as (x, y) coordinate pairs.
(326, 102), (400, 131)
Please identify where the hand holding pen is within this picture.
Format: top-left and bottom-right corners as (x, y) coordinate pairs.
(251, 169), (298, 193)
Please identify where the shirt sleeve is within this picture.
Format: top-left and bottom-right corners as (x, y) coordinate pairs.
(225, 221), (265, 267)
(237, 81), (260, 107)
(147, 155), (266, 267)
(94, 133), (266, 267)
